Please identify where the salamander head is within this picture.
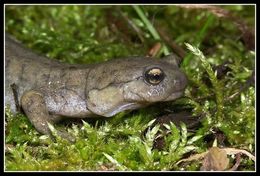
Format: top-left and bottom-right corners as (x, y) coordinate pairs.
(86, 54), (187, 117)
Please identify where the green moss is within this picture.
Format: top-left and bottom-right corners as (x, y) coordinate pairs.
(5, 5), (255, 171)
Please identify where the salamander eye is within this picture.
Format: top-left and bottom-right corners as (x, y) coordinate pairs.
(144, 67), (165, 85)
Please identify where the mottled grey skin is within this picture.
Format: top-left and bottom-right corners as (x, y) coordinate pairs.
(5, 34), (187, 138)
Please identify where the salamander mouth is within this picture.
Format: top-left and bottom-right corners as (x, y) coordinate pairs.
(102, 90), (184, 117)
(102, 103), (146, 117)
(164, 91), (184, 101)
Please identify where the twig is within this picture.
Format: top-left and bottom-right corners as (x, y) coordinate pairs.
(176, 151), (208, 165)
(132, 5), (170, 55)
(178, 5), (255, 50)
(223, 148), (255, 162)
(229, 153), (241, 171)
(176, 147), (255, 165)
(147, 42), (161, 57)
(156, 27), (186, 59)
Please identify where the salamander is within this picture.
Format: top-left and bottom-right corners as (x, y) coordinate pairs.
(5, 34), (187, 138)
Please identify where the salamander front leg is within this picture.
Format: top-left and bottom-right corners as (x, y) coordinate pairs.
(21, 90), (52, 135)
(20, 90), (75, 142)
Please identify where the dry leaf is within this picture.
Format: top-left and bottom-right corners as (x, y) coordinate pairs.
(200, 147), (229, 171)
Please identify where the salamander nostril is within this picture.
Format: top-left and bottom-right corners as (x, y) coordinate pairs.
(182, 74), (188, 88)
(173, 73), (188, 90)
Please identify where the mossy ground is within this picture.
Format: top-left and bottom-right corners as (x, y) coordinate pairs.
(4, 5), (255, 171)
